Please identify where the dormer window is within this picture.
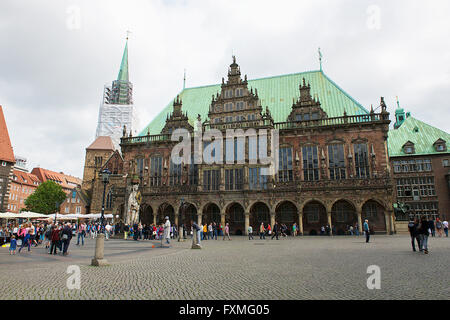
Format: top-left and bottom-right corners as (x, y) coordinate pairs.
(402, 141), (415, 154)
(433, 139), (447, 152)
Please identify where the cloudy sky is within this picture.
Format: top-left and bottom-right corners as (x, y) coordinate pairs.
(1, 0), (449, 178)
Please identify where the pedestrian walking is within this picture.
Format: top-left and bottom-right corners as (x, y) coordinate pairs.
(50, 225), (60, 255)
(61, 223), (73, 256)
(435, 218), (443, 237)
(18, 228), (31, 253)
(76, 222), (86, 245)
(292, 223), (297, 237)
(223, 223), (231, 240)
(364, 219), (370, 243)
(429, 219), (436, 237)
(418, 216), (430, 254)
(248, 225), (253, 240)
(408, 218), (420, 252)
(208, 223), (213, 240)
(271, 222), (279, 240)
(213, 222), (218, 240)
(259, 222), (266, 239)
(9, 235), (17, 255)
(124, 224), (129, 240)
(443, 220), (449, 237)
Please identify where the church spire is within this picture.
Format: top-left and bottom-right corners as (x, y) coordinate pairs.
(117, 38), (129, 82)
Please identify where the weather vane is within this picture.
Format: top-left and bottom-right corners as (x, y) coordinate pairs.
(126, 30), (132, 40)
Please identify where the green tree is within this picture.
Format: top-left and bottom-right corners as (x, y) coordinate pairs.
(25, 181), (67, 214)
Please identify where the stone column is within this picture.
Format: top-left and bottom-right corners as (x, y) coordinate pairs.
(298, 212), (304, 236)
(174, 214), (179, 227)
(327, 210), (333, 236)
(153, 214), (156, 226)
(270, 212), (276, 229)
(178, 225), (184, 242)
(197, 212), (202, 225)
(244, 212), (250, 236)
(91, 233), (108, 266)
(221, 213), (226, 228)
(191, 228), (201, 249)
(386, 210), (394, 235)
(357, 209), (363, 234)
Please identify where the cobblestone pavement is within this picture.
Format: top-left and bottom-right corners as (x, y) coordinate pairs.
(1, 235), (449, 300)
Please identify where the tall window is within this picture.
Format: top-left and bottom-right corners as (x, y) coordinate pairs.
(278, 147), (293, 182)
(189, 155), (198, 185)
(150, 157), (163, 186)
(169, 159), (182, 186)
(225, 168), (244, 190)
(236, 101), (244, 110)
(106, 190), (113, 209)
(328, 145), (346, 180)
(302, 146), (319, 181)
(94, 157), (102, 167)
(249, 167), (268, 190)
(354, 144), (370, 178)
(203, 170), (220, 191)
(136, 158), (144, 177)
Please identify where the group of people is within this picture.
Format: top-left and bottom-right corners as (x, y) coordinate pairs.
(408, 216), (449, 254)
(122, 220), (177, 242)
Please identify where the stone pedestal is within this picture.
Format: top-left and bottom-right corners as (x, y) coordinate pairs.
(91, 233), (108, 266)
(191, 229), (202, 249)
(178, 226), (185, 242)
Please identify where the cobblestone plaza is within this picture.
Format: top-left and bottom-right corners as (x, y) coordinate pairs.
(1, 235), (449, 300)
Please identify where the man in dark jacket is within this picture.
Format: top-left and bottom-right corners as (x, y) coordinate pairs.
(418, 216), (430, 254)
(61, 223), (73, 256)
(271, 221), (279, 240)
(408, 218), (420, 252)
(133, 223), (139, 241)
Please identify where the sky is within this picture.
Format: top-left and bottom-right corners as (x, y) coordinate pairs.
(1, 0), (449, 178)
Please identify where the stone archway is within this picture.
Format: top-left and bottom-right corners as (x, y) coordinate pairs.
(302, 201), (328, 236)
(179, 203), (197, 228)
(275, 201), (298, 235)
(331, 200), (357, 235)
(157, 203), (175, 226)
(362, 200), (387, 233)
(202, 203), (221, 225)
(225, 203), (245, 235)
(139, 205), (154, 226)
(249, 202), (270, 230)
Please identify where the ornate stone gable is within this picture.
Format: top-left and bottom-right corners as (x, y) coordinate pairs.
(161, 95), (193, 134)
(287, 78), (327, 122)
(207, 56), (272, 129)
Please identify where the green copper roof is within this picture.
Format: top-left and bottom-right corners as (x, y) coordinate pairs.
(117, 40), (129, 82)
(140, 70), (369, 136)
(388, 116), (450, 157)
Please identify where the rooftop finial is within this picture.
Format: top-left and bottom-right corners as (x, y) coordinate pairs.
(183, 69), (186, 90)
(318, 47), (323, 71)
(396, 96), (400, 108)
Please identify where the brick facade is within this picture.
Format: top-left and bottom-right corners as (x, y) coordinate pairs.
(89, 59), (396, 235)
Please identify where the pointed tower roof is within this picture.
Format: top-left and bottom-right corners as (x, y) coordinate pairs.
(0, 106), (15, 163)
(117, 39), (129, 82)
(87, 136), (115, 151)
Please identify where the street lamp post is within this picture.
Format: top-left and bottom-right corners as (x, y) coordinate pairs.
(91, 169), (111, 266)
(55, 201), (61, 225)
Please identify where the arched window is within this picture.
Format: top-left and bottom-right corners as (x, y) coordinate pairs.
(106, 190), (113, 209)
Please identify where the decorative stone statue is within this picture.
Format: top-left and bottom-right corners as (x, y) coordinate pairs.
(126, 184), (140, 225)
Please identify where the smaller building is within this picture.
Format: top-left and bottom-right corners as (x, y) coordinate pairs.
(8, 168), (41, 213)
(31, 167), (84, 214)
(388, 104), (450, 221)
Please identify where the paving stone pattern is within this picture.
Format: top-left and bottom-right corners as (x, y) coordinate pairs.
(1, 235), (449, 300)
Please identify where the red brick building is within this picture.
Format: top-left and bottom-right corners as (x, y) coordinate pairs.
(8, 169), (41, 213)
(89, 58), (395, 235)
(30, 167), (86, 214)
